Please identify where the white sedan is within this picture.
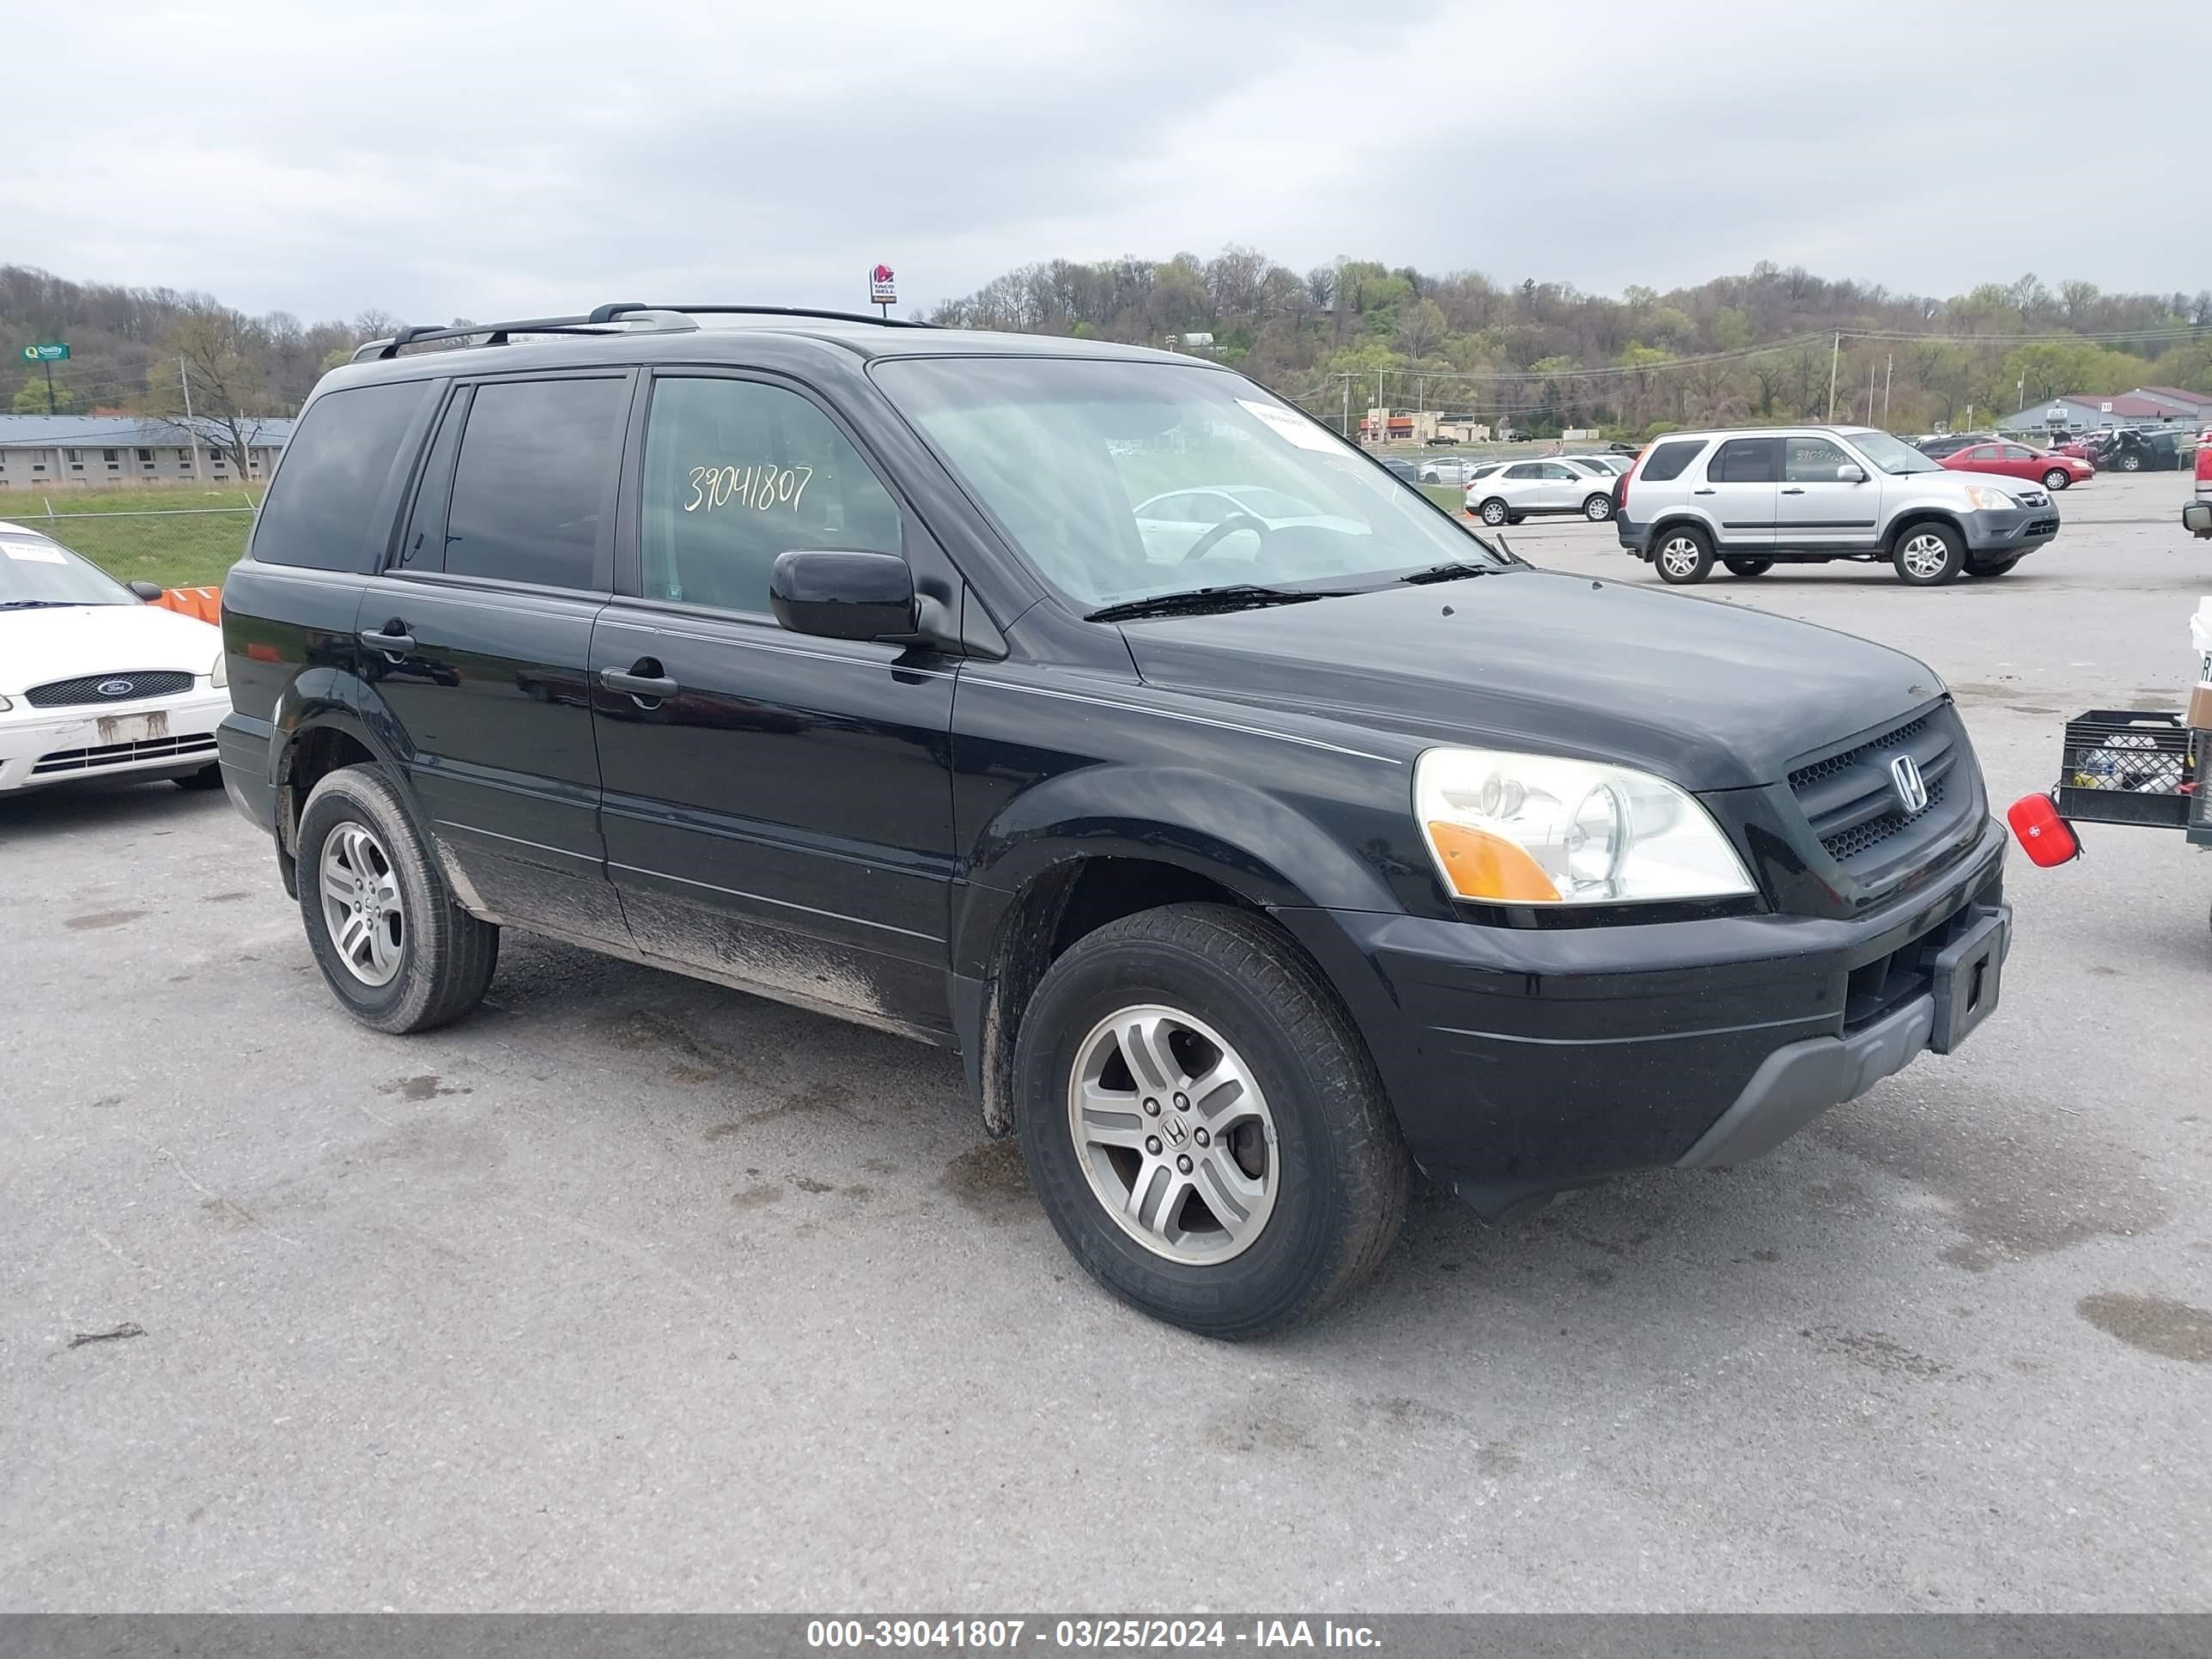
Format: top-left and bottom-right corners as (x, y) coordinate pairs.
(1133, 485), (1366, 562)
(1464, 459), (1620, 526)
(0, 523), (229, 793)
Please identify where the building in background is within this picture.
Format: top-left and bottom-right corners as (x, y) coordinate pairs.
(0, 415), (292, 489)
(1997, 388), (2212, 437)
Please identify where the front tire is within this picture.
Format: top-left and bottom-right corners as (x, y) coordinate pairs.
(2042, 468), (2070, 490)
(295, 764), (499, 1035)
(1583, 493), (1614, 522)
(1477, 498), (1509, 526)
(2118, 452), (2142, 471)
(1722, 558), (1773, 579)
(173, 763), (224, 790)
(1014, 903), (1410, 1339)
(1965, 556), (2020, 578)
(1893, 522), (1966, 585)
(1653, 526), (1715, 585)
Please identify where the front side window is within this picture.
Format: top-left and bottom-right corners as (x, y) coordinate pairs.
(1783, 436), (1850, 482)
(444, 377), (628, 589)
(1708, 438), (1780, 483)
(639, 376), (902, 614)
(872, 357), (1499, 611)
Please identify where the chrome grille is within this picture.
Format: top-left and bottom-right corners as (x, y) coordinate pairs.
(25, 670), (195, 708)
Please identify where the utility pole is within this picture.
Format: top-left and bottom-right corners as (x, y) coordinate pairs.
(1882, 353), (1893, 426)
(1340, 373), (1350, 439)
(179, 357), (204, 482)
(1867, 361), (1877, 424)
(42, 358), (55, 415)
(1826, 330), (1840, 423)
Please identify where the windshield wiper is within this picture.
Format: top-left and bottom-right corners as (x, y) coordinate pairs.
(1085, 584), (1351, 623)
(0, 599), (77, 611)
(1399, 561), (1501, 586)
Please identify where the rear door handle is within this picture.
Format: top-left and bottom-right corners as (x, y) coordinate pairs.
(602, 665), (679, 701)
(360, 625), (415, 652)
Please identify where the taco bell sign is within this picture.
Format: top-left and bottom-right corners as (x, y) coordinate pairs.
(869, 264), (897, 306)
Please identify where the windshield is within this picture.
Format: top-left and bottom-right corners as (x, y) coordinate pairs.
(873, 357), (1501, 609)
(0, 532), (134, 605)
(1849, 431), (1941, 475)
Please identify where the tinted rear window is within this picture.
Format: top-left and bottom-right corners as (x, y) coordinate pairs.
(444, 378), (629, 590)
(1709, 437), (1781, 483)
(251, 380), (434, 570)
(1638, 439), (1705, 483)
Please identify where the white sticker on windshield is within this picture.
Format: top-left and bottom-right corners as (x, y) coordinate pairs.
(1237, 398), (1343, 453)
(1, 539), (65, 563)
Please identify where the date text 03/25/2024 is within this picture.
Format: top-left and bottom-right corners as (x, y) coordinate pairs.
(804, 1620), (1382, 1650)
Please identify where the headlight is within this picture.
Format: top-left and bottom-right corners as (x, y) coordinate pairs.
(1414, 747), (1756, 905)
(0, 693), (12, 711)
(210, 650), (228, 690)
(1961, 485), (2017, 511)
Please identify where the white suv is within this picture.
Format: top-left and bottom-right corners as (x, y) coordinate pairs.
(1613, 426), (2060, 586)
(1464, 459), (1620, 526)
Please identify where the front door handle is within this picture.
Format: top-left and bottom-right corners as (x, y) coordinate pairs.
(602, 663), (679, 702)
(1780, 487), (1806, 495)
(360, 624), (415, 652)
(1692, 487), (1716, 495)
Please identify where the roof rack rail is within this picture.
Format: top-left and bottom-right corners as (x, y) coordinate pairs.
(350, 306), (701, 363)
(596, 304), (935, 331)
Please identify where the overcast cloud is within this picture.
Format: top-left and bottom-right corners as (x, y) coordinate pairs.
(9, 1), (2206, 324)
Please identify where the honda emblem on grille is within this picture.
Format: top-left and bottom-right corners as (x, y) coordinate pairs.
(94, 679), (135, 698)
(1890, 754), (1929, 814)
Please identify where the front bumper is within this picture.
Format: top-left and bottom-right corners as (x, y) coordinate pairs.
(0, 686), (228, 791)
(1963, 506), (2059, 554)
(1278, 817), (2009, 1218)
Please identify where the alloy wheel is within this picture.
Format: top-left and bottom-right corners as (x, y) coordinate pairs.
(1658, 536), (1704, 579)
(1066, 1003), (1279, 1264)
(1899, 532), (1952, 581)
(319, 820), (405, 987)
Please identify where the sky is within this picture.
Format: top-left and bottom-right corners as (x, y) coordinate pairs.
(10, 1), (2208, 326)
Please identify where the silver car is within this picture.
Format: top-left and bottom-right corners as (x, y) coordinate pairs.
(1416, 455), (1484, 485)
(1613, 425), (2060, 586)
(1464, 459), (1620, 526)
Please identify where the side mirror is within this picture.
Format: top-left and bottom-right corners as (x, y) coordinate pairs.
(128, 580), (165, 601)
(1835, 463), (1867, 483)
(769, 550), (917, 641)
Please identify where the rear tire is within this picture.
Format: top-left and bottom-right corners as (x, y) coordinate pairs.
(1893, 522), (1966, 586)
(295, 763), (499, 1035)
(1478, 498), (1508, 526)
(2118, 452), (2142, 471)
(1583, 494), (1614, 522)
(1653, 526), (1715, 585)
(1014, 903), (1410, 1339)
(1722, 558), (1773, 579)
(2042, 468), (2070, 490)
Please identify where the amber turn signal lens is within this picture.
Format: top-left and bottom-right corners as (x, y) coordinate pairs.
(1425, 821), (1560, 902)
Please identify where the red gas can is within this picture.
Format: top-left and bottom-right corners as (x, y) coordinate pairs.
(2007, 793), (2081, 867)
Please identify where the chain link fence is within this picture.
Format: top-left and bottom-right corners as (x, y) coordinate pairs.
(3, 495), (258, 592)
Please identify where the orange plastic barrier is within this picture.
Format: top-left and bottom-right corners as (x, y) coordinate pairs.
(155, 586), (222, 623)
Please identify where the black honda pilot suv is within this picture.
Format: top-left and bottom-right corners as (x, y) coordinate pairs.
(217, 304), (2012, 1336)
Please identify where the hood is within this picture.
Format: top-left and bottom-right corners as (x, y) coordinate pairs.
(1120, 571), (1942, 791)
(0, 603), (222, 696)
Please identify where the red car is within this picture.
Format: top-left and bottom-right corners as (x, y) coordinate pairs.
(1942, 441), (2094, 490)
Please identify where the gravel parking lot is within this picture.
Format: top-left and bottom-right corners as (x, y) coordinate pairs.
(5, 471), (2209, 1613)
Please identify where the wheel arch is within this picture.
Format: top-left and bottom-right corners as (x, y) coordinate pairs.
(1641, 512), (1713, 560)
(950, 767), (1401, 1134)
(1886, 508), (1967, 554)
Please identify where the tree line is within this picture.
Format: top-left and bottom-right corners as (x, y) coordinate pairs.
(927, 252), (2212, 437)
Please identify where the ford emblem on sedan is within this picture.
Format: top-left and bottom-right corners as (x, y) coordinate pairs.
(95, 678), (136, 698)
